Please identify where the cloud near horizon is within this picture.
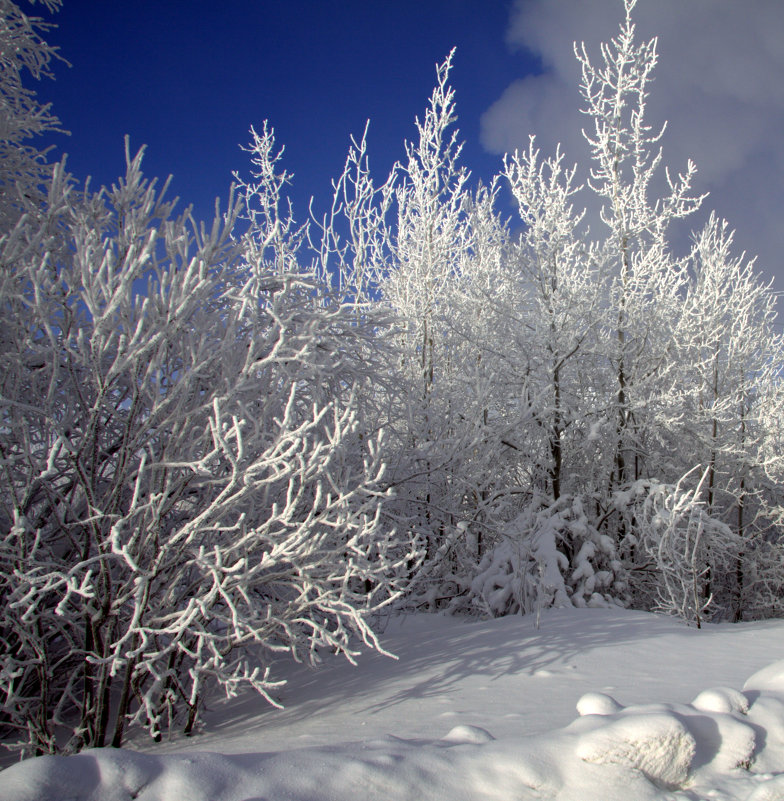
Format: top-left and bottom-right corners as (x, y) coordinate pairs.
(481, 0), (784, 292)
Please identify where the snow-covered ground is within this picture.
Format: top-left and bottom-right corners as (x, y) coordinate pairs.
(3, 608), (784, 800)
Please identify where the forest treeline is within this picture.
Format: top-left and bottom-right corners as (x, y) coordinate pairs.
(2, 0), (783, 757)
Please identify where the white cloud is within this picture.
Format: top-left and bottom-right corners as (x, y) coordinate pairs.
(482, 0), (784, 290)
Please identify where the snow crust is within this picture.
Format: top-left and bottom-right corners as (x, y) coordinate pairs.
(2, 608), (784, 801)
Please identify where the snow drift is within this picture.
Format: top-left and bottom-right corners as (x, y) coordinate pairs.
(3, 610), (784, 801)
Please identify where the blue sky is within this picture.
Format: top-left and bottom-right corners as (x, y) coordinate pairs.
(35, 0), (784, 292)
(39, 0), (528, 225)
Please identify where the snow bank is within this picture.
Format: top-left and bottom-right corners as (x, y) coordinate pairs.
(4, 657), (784, 800)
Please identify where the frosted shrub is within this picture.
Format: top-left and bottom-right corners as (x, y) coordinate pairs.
(618, 471), (742, 626)
(0, 131), (416, 756)
(468, 495), (624, 618)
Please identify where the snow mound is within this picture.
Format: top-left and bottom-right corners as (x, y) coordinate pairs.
(687, 710), (756, 773)
(440, 724), (495, 744)
(744, 660), (784, 693)
(743, 694), (784, 774)
(576, 691), (623, 716)
(691, 686), (750, 715)
(0, 749), (227, 801)
(745, 774), (784, 801)
(575, 712), (696, 788)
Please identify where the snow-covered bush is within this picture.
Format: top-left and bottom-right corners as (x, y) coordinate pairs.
(0, 129), (416, 756)
(614, 471), (742, 626)
(467, 494), (624, 619)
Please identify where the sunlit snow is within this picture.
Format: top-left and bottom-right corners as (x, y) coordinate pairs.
(3, 608), (784, 800)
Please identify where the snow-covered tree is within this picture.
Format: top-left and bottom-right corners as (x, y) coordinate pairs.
(338, 52), (505, 609)
(451, 139), (625, 614)
(575, 0), (703, 499)
(312, 121), (394, 313)
(384, 50), (468, 404)
(665, 216), (784, 619)
(465, 0), (784, 620)
(0, 130), (416, 757)
(0, 0), (64, 231)
(502, 141), (591, 505)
